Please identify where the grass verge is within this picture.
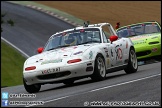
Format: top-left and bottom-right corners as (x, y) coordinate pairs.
(1, 40), (26, 87)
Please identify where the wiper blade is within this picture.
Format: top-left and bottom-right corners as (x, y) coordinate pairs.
(47, 47), (56, 51)
(127, 35), (137, 37)
(47, 45), (71, 51)
(78, 41), (100, 45)
(58, 44), (71, 48)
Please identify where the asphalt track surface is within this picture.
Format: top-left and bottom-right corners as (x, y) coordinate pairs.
(1, 1), (74, 57)
(1, 1), (161, 107)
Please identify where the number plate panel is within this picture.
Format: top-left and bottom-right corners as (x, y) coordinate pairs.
(41, 67), (60, 74)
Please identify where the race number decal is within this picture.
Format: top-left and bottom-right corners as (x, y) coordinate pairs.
(115, 45), (123, 60)
(117, 48), (122, 59)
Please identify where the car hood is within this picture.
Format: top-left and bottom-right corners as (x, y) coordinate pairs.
(25, 43), (97, 65)
(129, 33), (161, 48)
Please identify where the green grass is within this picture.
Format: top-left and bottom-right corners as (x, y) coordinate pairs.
(1, 41), (26, 87)
(2, 1), (82, 87)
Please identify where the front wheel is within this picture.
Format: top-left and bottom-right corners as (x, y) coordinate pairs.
(124, 47), (138, 74)
(91, 54), (106, 81)
(23, 78), (41, 93)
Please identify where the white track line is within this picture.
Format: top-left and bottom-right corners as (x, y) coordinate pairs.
(26, 73), (161, 107)
(1, 37), (30, 58)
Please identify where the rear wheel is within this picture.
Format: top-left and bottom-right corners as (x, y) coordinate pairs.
(23, 78), (41, 93)
(91, 54), (106, 81)
(124, 47), (138, 74)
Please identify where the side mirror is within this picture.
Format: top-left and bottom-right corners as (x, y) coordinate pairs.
(109, 35), (118, 43)
(37, 47), (44, 53)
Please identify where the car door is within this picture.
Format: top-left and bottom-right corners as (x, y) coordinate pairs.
(109, 43), (116, 67)
(102, 31), (112, 69)
(101, 24), (125, 68)
(101, 24), (117, 68)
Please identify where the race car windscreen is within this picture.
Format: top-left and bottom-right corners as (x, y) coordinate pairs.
(116, 23), (161, 38)
(43, 28), (101, 51)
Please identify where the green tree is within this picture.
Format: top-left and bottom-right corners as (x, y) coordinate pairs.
(1, 13), (14, 32)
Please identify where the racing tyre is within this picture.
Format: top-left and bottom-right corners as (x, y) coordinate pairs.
(124, 47), (138, 74)
(91, 54), (106, 81)
(23, 78), (41, 93)
(63, 79), (74, 85)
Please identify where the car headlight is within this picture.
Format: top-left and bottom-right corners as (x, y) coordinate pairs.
(67, 59), (82, 64)
(25, 66), (36, 71)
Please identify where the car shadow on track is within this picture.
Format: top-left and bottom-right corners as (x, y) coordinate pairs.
(39, 73), (127, 93)
(138, 59), (160, 66)
(39, 60), (160, 93)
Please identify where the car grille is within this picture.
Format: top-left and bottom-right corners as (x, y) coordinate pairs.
(136, 50), (151, 57)
(37, 71), (71, 80)
(149, 41), (159, 45)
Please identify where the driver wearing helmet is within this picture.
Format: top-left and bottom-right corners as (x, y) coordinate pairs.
(121, 30), (129, 37)
(65, 34), (76, 45)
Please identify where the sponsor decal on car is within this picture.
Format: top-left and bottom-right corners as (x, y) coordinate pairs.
(116, 60), (123, 65)
(103, 47), (109, 58)
(126, 41), (128, 49)
(73, 51), (83, 55)
(151, 36), (158, 39)
(133, 40), (146, 45)
(152, 48), (158, 52)
(130, 35), (151, 40)
(41, 59), (62, 65)
(106, 58), (109, 66)
(89, 51), (93, 59)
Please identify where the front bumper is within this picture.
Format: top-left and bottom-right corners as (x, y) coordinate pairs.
(23, 61), (94, 85)
(135, 43), (161, 60)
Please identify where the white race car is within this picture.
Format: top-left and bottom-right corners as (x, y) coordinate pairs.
(23, 22), (138, 93)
